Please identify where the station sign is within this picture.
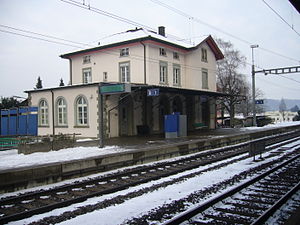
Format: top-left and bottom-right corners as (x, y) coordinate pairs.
(147, 88), (160, 97)
(100, 83), (131, 95)
(255, 99), (264, 104)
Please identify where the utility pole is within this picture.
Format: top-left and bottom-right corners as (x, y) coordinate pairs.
(251, 44), (259, 127)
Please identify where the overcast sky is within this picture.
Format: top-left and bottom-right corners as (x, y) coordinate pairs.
(0, 0), (299, 100)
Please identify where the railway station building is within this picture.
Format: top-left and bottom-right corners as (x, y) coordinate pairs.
(25, 27), (225, 138)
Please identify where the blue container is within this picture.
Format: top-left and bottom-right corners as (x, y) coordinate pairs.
(18, 108), (28, 135)
(8, 109), (18, 135)
(1, 110), (9, 136)
(28, 107), (38, 136)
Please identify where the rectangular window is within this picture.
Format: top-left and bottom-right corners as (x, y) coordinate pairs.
(83, 55), (91, 64)
(159, 61), (168, 84)
(173, 52), (179, 60)
(83, 68), (92, 84)
(120, 62), (130, 83)
(201, 48), (207, 62)
(159, 48), (167, 56)
(173, 65), (181, 86)
(120, 48), (129, 57)
(103, 72), (108, 82)
(202, 68), (208, 89)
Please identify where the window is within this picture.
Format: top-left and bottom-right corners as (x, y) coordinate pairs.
(103, 72), (108, 82)
(159, 48), (167, 56)
(39, 99), (48, 126)
(159, 61), (168, 84)
(120, 48), (129, 57)
(56, 97), (67, 126)
(173, 65), (181, 86)
(76, 96), (88, 126)
(202, 68), (208, 89)
(83, 55), (91, 64)
(201, 48), (207, 62)
(83, 68), (92, 84)
(173, 52), (179, 60)
(120, 62), (130, 83)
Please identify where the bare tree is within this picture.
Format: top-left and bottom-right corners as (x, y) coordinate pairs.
(216, 38), (247, 127)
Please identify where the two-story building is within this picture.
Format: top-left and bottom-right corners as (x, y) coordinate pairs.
(25, 27), (225, 138)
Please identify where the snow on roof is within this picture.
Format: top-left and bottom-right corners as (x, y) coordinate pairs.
(96, 28), (196, 49)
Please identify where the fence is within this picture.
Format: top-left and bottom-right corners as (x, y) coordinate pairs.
(0, 107), (38, 137)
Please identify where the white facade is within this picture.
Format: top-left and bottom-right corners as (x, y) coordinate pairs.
(27, 27), (224, 138)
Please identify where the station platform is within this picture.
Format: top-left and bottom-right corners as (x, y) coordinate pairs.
(1, 123), (300, 193)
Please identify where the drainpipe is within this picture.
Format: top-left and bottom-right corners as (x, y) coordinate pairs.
(69, 59), (72, 85)
(50, 89), (55, 137)
(140, 42), (146, 84)
(140, 42), (148, 128)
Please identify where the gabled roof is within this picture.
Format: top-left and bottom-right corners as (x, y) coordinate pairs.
(60, 28), (224, 60)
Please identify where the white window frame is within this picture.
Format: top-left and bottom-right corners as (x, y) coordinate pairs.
(83, 68), (92, 84)
(119, 62), (130, 83)
(83, 55), (91, 64)
(159, 61), (168, 84)
(159, 48), (167, 56)
(202, 68), (209, 89)
(173, 52), (179, 60)
(56, 97), (67, 126)
(120, 48), (129, 57)
(173, 64), (181, 86)
(39, 99), (49, 126)
(76, 96), (88, 126)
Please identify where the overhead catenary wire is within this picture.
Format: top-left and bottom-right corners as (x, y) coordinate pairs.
(0, 29), (85, 49)
(149, 0), (300, 63)
(261, 0), (300, 37)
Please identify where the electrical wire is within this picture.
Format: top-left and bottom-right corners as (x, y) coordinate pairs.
(0, 24), (93, 47)
(0, 29), (84, 48)
(149, 0), (300, 63)
(261, 0), (300, 37)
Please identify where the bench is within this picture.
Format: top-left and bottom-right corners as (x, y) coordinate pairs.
(194, 123), (208, 129)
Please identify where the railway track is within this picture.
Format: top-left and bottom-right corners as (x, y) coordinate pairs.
(164, 153), (300, 225)
(0, 130), (300, 224)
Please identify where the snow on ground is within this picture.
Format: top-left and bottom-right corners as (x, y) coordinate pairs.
(0, 121), (299, 171)
(0, 146), (132, 170)
(7, 139), (300, 225)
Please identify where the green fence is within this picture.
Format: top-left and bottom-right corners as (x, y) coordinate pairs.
(0, 138), (21, 150)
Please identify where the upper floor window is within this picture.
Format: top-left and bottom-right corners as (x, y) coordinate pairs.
(56, 97), (67, 126)
(83, 55), (91, 64)
(159, 48), (167, 56)
(38, 99), (48, 126)
(120, 48), (129, 57)
(83, 68), (92, 84)
(173, 52), (179, 60)
(120, 62), (130, 83)
(159, 61), (168, 84)
(201, 48), (207, 62)
(103, 72), (108, 82)
(202, 68), (208, 89)
(173, 65), (181, 86)
(76, 96), (88, 126)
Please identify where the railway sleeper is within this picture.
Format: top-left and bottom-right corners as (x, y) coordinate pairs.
(224, 201), (268, 211)
(231, 197), (274, 205)
(204, 212), (251, 225)
(214, 207), (260, 218)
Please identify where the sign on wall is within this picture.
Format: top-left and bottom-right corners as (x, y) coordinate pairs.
(147, 88), (160, 97)
(100, 83), (131, 95)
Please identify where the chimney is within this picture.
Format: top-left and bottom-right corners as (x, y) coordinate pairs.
(158, 26), (165, 36)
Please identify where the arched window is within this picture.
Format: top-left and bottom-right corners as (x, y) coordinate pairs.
(56, 97), (67, 126)
(76, 96), (88, 125)
(39, 99), (48, 126)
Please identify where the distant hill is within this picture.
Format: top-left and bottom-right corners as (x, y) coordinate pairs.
(264, 99), (300, 111)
